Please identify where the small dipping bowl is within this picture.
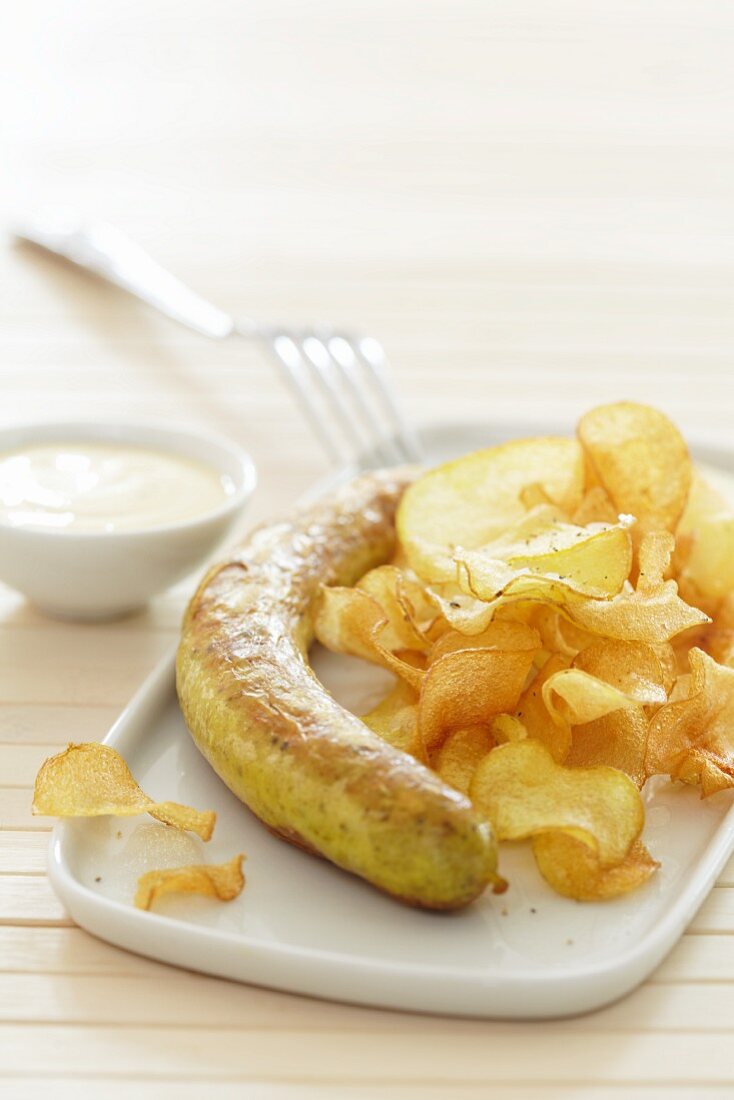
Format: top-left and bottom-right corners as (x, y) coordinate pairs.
(0, 421), (256, 620)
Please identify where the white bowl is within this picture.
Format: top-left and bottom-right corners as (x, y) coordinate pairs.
(0, 421), (256, 620)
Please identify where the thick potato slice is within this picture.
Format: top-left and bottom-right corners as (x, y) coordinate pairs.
(455, 513), (633, 603)
(578, 401), (692, 534)
(397, 437), (585, 583)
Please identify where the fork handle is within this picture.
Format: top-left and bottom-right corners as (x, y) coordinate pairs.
(13, 212), (239, 340)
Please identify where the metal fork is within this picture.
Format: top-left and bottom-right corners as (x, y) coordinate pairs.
(12, 212), (423, 469)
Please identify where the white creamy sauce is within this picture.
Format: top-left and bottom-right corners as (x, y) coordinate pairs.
(0, 443), (235, 532)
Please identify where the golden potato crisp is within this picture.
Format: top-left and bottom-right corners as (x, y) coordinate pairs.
(419, 639), (539, 758)
(561, 532), (709, 643)
(470, 740), (644, 866)
(397, 437), (585, 582)
(647, 648), (734, 795)
(434, 725), (497, 795)
(33, 743), (216, 840)
(578, 401), (692, 534)
(135, 853), (245, 910)
(515, 653), (573, 761)
(308, 402), (731, 903)
(429, 621), (540, 664)
(355, 566), (438, 649)
(361, 679), (419, 755)
(573, 639), (670, 707)
(313, 585), (424, 689)
(532, 835), (658, 901)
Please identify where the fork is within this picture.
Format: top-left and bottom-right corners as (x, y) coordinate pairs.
(12, 212), (423, 470)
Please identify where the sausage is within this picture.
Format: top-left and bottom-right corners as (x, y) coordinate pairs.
(176, 469), (497, 909)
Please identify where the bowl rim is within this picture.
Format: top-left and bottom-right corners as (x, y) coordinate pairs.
(0, 418), (257, 539)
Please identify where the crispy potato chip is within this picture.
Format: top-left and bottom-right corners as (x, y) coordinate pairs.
(32, 743), (216, 840)
(540, 643), (665, 785)
(679, 513), (734, 605)
(560, 532), (709, 643)
(519, 482), (556, 510)
(425, 583), (497, 636)
(135, 853), (245, 910)
(515, 653), (573, 761)
(573, 639), (669, 707)
(542, 667), (638, 728)
(491, 714), (528, 743)
(419, 642), (538, 759)
(470, 740), (644, 865)
(397, 437), (585, 582)
(524, 605), (594, 659)
(434, 725), (496, 794)
(455, 514), (632, 603)
(578, 402), (692, 534)
(703, 595), (734, 669)
(313, 585), (424, 690)
(647, 648), (734, 795)
(429, 621), (540, 664)
(571, 487), (619, 526)
(361, 679), (420, 755)
(677, 470), (730, 539)
(532, 835), (658, 901)
(356, 566), (439, 648)
(566, 708), (648, 788)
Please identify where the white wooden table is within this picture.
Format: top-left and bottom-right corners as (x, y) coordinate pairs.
(2, 2), (734, 1095)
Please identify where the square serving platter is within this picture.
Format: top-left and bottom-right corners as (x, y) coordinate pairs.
(48, 419), (734, 1019)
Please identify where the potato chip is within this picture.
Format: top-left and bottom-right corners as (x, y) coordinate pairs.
(525, 605), (594, 659)
(560, 532), (709, 643)
(434, 725), (496, 794)
(361, 679), (419, 755)
(532, 835), (658, 901)
(470, 740), (644, 865)
(573, 639), (669, 707)
(425, 583), (497, 636)
(571, 487), (619, 526)
(677, 470), (729, 539)
(565, 707), (649, 788)
(313, 585), (424, 689)
(647, 648), (734, 795)
(679, 513), (734, 605)
(542, 667), (638, 728)
(491, 714), (528, 743)
(703, 595), (734, 668)
(577, 402), (692, 534)
(135, 853), (245, 910)
(397, 437), (585, 582)
(356, 565), (439, 648)
(429, 621), (540, 664)
(455, 514), (632, 603)
(419, 642), (538, 759)
(32, 743), (216, 840)
(515, 653), (572, 761)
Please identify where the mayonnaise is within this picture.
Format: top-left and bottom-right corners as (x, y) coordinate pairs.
(0, 443), (235, 533)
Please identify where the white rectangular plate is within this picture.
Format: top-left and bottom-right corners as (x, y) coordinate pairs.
(48, 420), (734, 1018)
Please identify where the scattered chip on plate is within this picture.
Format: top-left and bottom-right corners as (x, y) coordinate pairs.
(135, 853), (246, 910)
(33, 742), (216, 840)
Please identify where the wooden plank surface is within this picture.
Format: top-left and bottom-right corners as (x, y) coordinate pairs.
(3, 0), (734, 1094)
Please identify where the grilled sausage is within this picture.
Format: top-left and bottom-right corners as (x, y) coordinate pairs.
(176, 469), (497, 909)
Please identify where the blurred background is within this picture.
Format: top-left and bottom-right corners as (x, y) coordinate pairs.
(3, 1), (734, 505)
